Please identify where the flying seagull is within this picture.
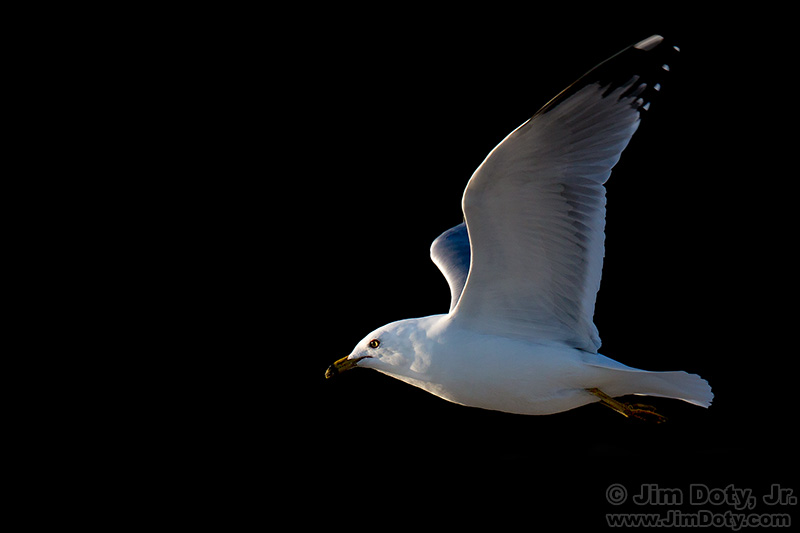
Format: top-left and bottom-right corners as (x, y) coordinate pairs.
(326, 35), (712, 421)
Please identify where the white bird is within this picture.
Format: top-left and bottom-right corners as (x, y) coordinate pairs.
(326, 35), (712, 421)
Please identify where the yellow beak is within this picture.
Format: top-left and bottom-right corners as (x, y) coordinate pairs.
(325, 355), (368, 379)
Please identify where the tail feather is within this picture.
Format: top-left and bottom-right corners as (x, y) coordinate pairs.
(589, 364), (714, 408)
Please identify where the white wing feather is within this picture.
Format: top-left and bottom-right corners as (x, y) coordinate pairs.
(450, 35), (675, 353)
(430, 222), (470, 313)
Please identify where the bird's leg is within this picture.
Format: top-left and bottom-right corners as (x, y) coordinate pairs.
(586, 387), (667, 423)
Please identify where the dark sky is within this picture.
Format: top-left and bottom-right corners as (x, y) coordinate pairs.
(50, 8), (798, 528)
(217, 20), (794, 526)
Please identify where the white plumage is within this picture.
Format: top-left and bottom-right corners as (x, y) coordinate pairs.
(330, 35), (713, 416)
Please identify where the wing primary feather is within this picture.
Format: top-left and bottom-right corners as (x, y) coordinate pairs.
(450, 35), (678, 353)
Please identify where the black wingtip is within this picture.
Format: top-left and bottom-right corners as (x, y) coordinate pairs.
(533, 34), (679, 118)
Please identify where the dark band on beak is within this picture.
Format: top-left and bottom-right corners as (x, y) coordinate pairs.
(325, 355), (370, 379)
(324, 364), (339, 379)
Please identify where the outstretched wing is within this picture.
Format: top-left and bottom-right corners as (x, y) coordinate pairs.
(430, 222), (470, 313)
(452, 35), (677, 352)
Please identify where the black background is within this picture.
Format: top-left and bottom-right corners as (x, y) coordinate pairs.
(24, 8), (797, 530)
(253, 20), (797, 526)
(152, 14), (797, 529)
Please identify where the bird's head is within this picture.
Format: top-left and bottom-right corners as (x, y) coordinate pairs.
(325, 320), (424, 380)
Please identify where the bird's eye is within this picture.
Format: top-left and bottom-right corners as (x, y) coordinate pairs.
(368, 339), (380, 349)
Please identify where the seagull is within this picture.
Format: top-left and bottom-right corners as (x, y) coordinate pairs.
(325, 35), (712, 421)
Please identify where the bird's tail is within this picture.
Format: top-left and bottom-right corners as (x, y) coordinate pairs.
(588, 364), (713, 408)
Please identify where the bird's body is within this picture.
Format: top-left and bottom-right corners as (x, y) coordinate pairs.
(356, 315), (598, 415)
(326, 35), (713, 418)
(354, 315), (712, 416)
